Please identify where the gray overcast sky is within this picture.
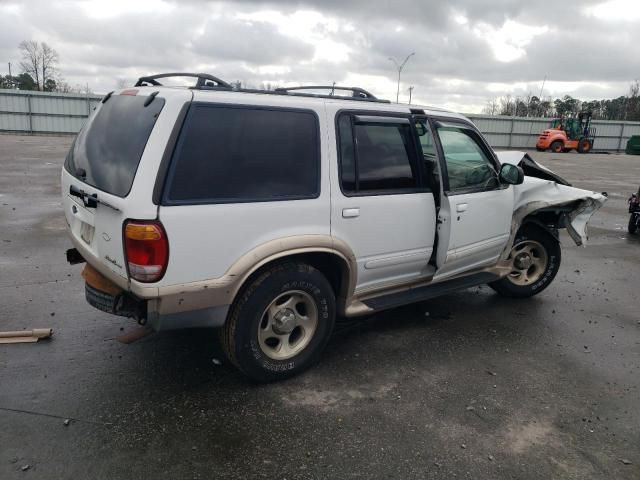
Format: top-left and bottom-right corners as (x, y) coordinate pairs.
(1, 0), (639, 112)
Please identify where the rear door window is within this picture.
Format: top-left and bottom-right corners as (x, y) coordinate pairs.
(164, 104), (320, 204)
(337, 113), (422, 195)
(65, 94), (164, 197)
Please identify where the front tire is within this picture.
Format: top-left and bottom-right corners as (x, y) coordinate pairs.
(550, 140), (564, 153)
(577, 138), (592, 154)
(489, 224), (561, 298)
(220, 262), (336, 382)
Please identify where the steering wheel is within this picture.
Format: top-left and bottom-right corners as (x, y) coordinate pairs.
(466, 165), (498, 189)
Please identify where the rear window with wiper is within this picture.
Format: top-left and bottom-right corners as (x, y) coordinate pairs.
(65, 94), (164, 197)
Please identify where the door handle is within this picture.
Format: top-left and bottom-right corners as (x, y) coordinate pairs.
(456, 203), (468, 213)
(342, 208), (360, 218)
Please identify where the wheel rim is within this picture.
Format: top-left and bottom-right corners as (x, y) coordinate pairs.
(553, 144), (562, 152)
(506, 240), (548, 286)
(257, 290), (318, 360)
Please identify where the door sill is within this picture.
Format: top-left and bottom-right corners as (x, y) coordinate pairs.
(362, 272), (498, 312)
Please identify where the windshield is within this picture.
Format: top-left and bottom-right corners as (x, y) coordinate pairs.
(65, 94), (164, 197)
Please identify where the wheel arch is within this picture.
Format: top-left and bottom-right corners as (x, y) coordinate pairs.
(520, 214), (560, 241)
(232, 249), (355, 313)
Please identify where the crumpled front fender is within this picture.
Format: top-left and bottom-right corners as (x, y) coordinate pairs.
(496, 151), (607, 255)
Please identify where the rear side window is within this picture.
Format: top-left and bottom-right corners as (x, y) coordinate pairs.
(164, 104), (320, 204)
(65, 95), (164, 197)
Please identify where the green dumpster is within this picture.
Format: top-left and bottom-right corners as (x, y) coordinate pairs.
(627, 135), (640, 155)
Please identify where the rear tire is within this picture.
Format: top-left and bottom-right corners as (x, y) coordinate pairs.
(550, 140), (564, 153)
(220, 262), (336, 382)
(577, 138), (592, 154)
(629, 214), (638, 234)
(489, 224), (561, 298)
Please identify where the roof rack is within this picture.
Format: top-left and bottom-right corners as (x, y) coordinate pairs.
(134, 72), (232, 89)
(275, 85), (383, 101)
(133, 73), (390, 103)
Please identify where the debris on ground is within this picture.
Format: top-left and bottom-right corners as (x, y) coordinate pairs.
(0, 328), (53, 344)
(620, 459), (632, 465)
(21, 465), (30, 472)
(212, 358), (222, 366)
(63, 419), (70, 426)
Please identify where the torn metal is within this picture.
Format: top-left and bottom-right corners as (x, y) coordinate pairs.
(496, 151), (607, 251)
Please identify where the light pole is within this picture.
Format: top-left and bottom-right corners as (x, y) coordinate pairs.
(389, 52), (415, 103)
(408, 86), (414, 104)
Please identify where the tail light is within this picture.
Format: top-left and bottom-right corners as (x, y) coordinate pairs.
(124, 220), (169, 283)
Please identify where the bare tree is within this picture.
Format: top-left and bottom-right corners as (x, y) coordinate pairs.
(482, 97), (499, 115)
(19, 40), (41, 90)
(499, 94), (515, 116)
(40, 42), (59, 90)
(55, 81), (75, 93)
(19, 40), (59, 91)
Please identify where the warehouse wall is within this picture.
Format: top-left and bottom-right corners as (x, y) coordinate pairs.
(2, 88), (640, 151)
(467, 114), (640, 151)
(0, 88), (101, 135)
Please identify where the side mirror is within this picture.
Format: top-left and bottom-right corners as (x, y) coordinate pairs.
(499, 163), (524, 185)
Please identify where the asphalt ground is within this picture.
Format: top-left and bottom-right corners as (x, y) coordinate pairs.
(1, 134), (639, 479)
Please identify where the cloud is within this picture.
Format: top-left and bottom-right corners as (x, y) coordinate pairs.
(0, 0), (639, 112)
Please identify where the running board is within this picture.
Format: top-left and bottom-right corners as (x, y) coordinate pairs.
(362, 272), (499, 311)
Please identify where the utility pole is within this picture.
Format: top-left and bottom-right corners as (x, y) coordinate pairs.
(538, 74), (547, 99)
(408, 86), (414, 104)
(389, 52), (415, 103)
(8, 62), (13, 88)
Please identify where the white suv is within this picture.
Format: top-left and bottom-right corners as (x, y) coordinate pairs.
(62, 73), (605, 381)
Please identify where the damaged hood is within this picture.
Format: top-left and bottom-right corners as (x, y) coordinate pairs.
(496, 151), (607, 247)
(496, 151), (571, 186)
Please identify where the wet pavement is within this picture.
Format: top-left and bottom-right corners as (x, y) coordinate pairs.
(1, 134), (639, 479)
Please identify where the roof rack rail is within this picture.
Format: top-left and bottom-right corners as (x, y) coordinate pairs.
(275, 85), (385, 101)
(134, 73), (390, 103)
(135, 72), (232, 89)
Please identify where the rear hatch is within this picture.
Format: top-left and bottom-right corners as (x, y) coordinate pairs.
(61, 88), (190, 286)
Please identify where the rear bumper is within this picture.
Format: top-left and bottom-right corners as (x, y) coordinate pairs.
(74, 254), (229, 331)
(85, 281), (146, 320)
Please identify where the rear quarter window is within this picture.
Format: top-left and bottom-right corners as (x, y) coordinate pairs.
(163, 104), (320, 204)
(65, 94), (164, 197)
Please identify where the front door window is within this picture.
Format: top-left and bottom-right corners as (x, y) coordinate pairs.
(437, 127), (499, 192)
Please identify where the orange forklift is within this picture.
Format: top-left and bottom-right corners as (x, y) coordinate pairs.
(536, 111), (596, 153)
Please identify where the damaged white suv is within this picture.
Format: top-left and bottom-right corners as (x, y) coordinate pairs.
(62, 73), (606, 381)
